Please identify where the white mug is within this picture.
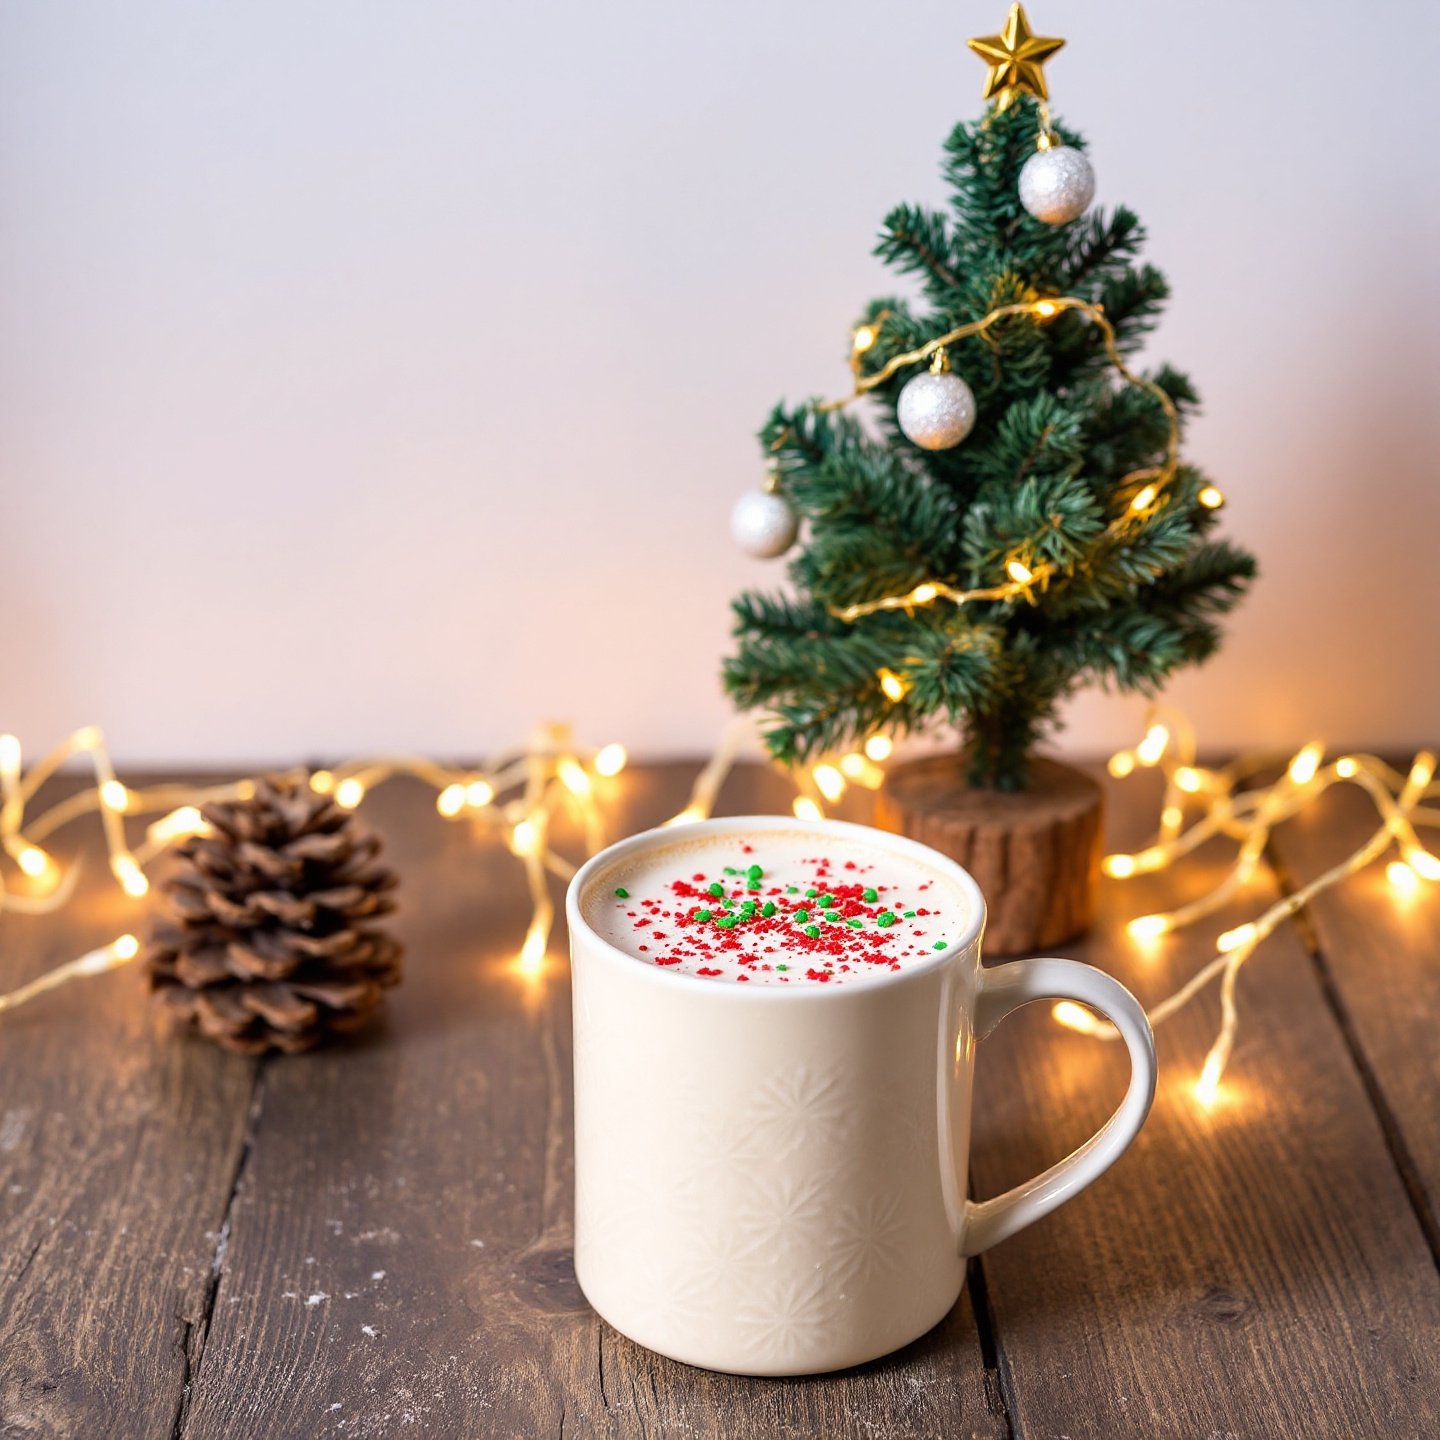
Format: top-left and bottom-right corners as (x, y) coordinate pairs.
(567, 815), (1156, 1376)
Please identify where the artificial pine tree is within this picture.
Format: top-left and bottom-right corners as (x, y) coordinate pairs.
(723, 6), (1255, 948)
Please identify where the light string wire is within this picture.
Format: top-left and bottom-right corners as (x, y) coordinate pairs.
(771, 295), (1214, 634)
(0, 723), (634, 1013)
(1051, 704), (1440, 1107)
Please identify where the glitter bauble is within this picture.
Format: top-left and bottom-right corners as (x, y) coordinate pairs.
(896, 371), (976, 451)
(730, 489), (799, 558)
(1018, 145), (1096, 225)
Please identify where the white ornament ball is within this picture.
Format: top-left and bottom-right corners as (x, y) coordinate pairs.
(730, 489), (798, 558)
(1019, 145), (1096, 225)
(896, 370), (976, 451)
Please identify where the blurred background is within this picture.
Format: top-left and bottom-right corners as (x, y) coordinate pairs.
(2, 0), (1436, 765)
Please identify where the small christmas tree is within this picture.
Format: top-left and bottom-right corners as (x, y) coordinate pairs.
(724, 6), (1255, 794)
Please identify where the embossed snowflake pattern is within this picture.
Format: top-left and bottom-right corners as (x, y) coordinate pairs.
(745, 1064), (851, 1160)
(829, 1190), (914, 1290)
(733, 1270), (833, 1357)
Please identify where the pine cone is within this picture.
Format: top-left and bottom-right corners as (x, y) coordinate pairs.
(144, 775), (403, 1054)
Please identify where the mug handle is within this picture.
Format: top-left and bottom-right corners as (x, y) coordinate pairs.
(959, 957), (1157, 1258)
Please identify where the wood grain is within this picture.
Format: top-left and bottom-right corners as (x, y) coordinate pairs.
(0, 778), (256, 1440)
(1267, 778), (1440, 1254)
(875, 754), (1102, 956)
(180, 765), (1004, 1440)
(968, 767), (1440, 1438)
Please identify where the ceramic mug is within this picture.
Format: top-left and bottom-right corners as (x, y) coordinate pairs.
(567, 815), (1156, 1376)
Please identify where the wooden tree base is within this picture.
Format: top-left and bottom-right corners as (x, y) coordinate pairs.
(873, 753), (1102, 957)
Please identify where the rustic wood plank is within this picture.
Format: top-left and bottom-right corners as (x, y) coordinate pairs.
(0, 778), (256, 1440)
(1268, 778), (1440, 1253)
(968, 767), (1440, 1438)
(183, 765), (1005, 1440)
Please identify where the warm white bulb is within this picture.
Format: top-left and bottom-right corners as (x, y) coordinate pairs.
(1033, 299), (1059, 319)
(812, 764), (846, 802)
(911, 583), (939, 604)
(1287, 743), (1323, 786)
(558, 757), (593, 798)
(465, 779), (495, 808)
(113, 933), (141, 960)
(1387, 860), (1420, 897)
(0, 734), (20, 770)
(1217, 922), (1258, 953)
(1194, 1052), (1224, 1108)
(517, 925), (547, 976)
(100, 780), (130, 813)
(594, 743), (628, 777)
(511, 818), (541, 856)
(877, 669), (908, 703)
(1127, 914), (1169, 942)
(1107, 751), (1137, 779)
(309, 770), (336, 795)
(17, 845), (51, 877)
(334, 778), (365, 810)
(1198, 486), (1225, 509)
(1136, 725), (1169, 767)
(1174, 766), (1203, 793)
(436, 784), (466, 818)
(1102, 854), (1137, 879)
(864, 735), (893, 762)
(1052, 1000), (1105, 1035)
(1005, 558), (1034, 585)
(792, 796), (823, 822)
(1130, 484), (1158, 512)
(1404, 847), (1440, 881)
(1335, 757), (1359, 780)
(113, 855), (149, 897)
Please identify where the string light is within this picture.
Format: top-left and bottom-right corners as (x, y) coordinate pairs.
(100, 780), (130, 813)
(309, 770), (336, 795)
(877, 668), (910, 703)
(793, 295), (1182, 625)
(593, 743), (628, 778)
(557, 757), (593, 798)
(16, 845), (52, 878)
(792, 796), (823, 821)
(1053, 703), (1440, 1104)
(436, 783), (466, 818)
(1198, 486), (1225, 509)
(864, 735), (893, 762)
(812, 763), (846, 802)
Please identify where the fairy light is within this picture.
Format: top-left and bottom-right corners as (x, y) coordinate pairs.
(510, 818), (541, 856)
(465, 779), (495, 808)
(864, 734), (893, 762)
(557, 757), (593, 798)
(1287, 743), (1323, 786)
(792, 796), (823, 822)
(1198, 486), (1225, 509)
(877, 668), (910, 703)
(594, 743), (627, 778)
(334, 778), (365, 810)
(1074, 708), (1440, 1103)
(145, 807), (206, 847)
(436, 783), (465, 818)
(1387, 860), (1420, 897)
(1051, 999), (1109, 1036)
(517, 922), (548, 978)
(1126, 914), (1169, 942)
(100, 780), (131, 813)
(812, 763), (846, 803)
(112, 854), (149, 898)
(16, 845), (53, 878)
(309, 770), (336, 795)
(805, 294), (1183, 625)
(1136, 724), (1170, 767)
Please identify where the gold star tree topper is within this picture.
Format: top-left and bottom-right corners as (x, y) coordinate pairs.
(967, 3), (1065, 112)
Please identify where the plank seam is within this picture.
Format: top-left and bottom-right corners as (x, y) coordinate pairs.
(966, 1256), (1017, 1439)
(169, 1056), (270, 1440)
(1266, 843), (1440, 1269)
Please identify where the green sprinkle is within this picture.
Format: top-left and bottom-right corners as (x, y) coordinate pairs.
(805, 888), (818, 898)
(741, 901), (757, 914)
(746, 863), (763, 879)
(793, 907), (809, 922)
(823, 909), (841, 922)
(716, 916), (738, 929)
(723, 866), (738, 876)
(708, 882), (724, 898)
(786, 885), (799, 894)
(762, 901), (777, 917)
(846, 917), (864, 929)
(804, 925), (821, 939)
(877, 911), (896, 927)
(862, 887), (878, 903)
(933, 941), (947, 950)
(747, 881), (762, 891)
(614, 887), (629, 898)
(695, 908), (712, 922)
(818, 894), (836, 908)
(775, 963), (789, 971)
(904, 910), (916, 918)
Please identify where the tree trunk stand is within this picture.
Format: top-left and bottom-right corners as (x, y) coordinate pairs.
(874, 753), (1102, 956)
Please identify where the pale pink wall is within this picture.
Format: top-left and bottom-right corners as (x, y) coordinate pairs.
(2, 1), (1436, 764)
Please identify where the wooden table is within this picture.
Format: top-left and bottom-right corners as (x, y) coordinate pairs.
(2, 762), (1437, 1438)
